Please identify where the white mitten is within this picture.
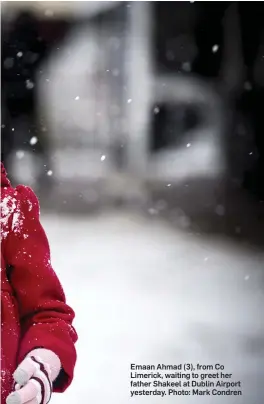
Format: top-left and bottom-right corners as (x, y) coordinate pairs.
(6, 349), (61, 404)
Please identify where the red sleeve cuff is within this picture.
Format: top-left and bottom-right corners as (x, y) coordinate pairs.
(18, 324), (77, 392)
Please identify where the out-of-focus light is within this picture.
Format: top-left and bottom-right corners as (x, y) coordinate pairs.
(212, 44), (219, 53)
(45, 10), (54, 17)
(148, 208), (158, 215)
(3, 58), (14, 69)
(244, 81), (252, 91)
(16, 151), (25, 159)
(30, 136), (38, 146)
(215, 204), (225, 216)
(26, 80), (34, 90)
(182, 62), (191, 72)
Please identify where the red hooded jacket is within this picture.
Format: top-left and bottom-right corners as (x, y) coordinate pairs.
(1, 163), (77, 402)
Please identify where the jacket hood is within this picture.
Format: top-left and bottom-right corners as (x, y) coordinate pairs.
(1, 163), (11, 187)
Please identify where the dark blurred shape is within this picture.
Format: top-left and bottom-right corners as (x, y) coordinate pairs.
(1, 11), (48, 179)
(153, 1), (197, 74)
(151, 103), (199, 152)
(193, 1), (264, 199)
(153, 1), (264, 199)
(1, 10), (71, 188)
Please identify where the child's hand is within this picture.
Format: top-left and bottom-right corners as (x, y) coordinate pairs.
(6, 349), (61, 404)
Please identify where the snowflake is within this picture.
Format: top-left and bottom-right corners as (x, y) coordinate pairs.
(45, 9), (54, 17)
(148, 208), (158, 215)
(16, 150), (25, 159)
(215, 204), (225, 216)
(244, 81), (252, 91)
(26, 79), (34, 90)
(212, 44), (219, 53)
(182, 62), (191, 72)
(30, 136), (38, 146)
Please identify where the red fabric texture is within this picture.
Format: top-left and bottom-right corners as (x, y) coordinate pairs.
(1, 163), (77, 402)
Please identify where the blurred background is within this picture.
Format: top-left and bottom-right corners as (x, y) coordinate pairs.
(1, 2), (264, 404)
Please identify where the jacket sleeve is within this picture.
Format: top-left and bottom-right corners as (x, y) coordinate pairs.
(4, 185), (77, 392)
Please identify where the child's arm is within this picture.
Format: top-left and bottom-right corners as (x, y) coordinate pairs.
(4, 185), (78, 393)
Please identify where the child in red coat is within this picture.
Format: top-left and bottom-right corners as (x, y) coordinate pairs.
(1, 163), (77, 404)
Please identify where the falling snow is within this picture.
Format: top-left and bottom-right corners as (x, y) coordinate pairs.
(212, 44), (219, 53)
(30, 137), (38, 146)
(215, 204), (225, 216)
(45, 10), (54, 17)
(26, 79), (34, 90)
(47, 170), (53, 176)
(148, 208), (158, 215)
(100, 155), (106, 162)
(127, 99), (132, 104)
(244, 81), (252, 91)
(182, 62), (191, 72)
(16, 151), (25, 159)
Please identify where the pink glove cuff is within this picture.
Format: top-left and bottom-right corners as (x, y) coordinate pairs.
(26, 349), (61, 382)
(6, 349), (62, 404)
